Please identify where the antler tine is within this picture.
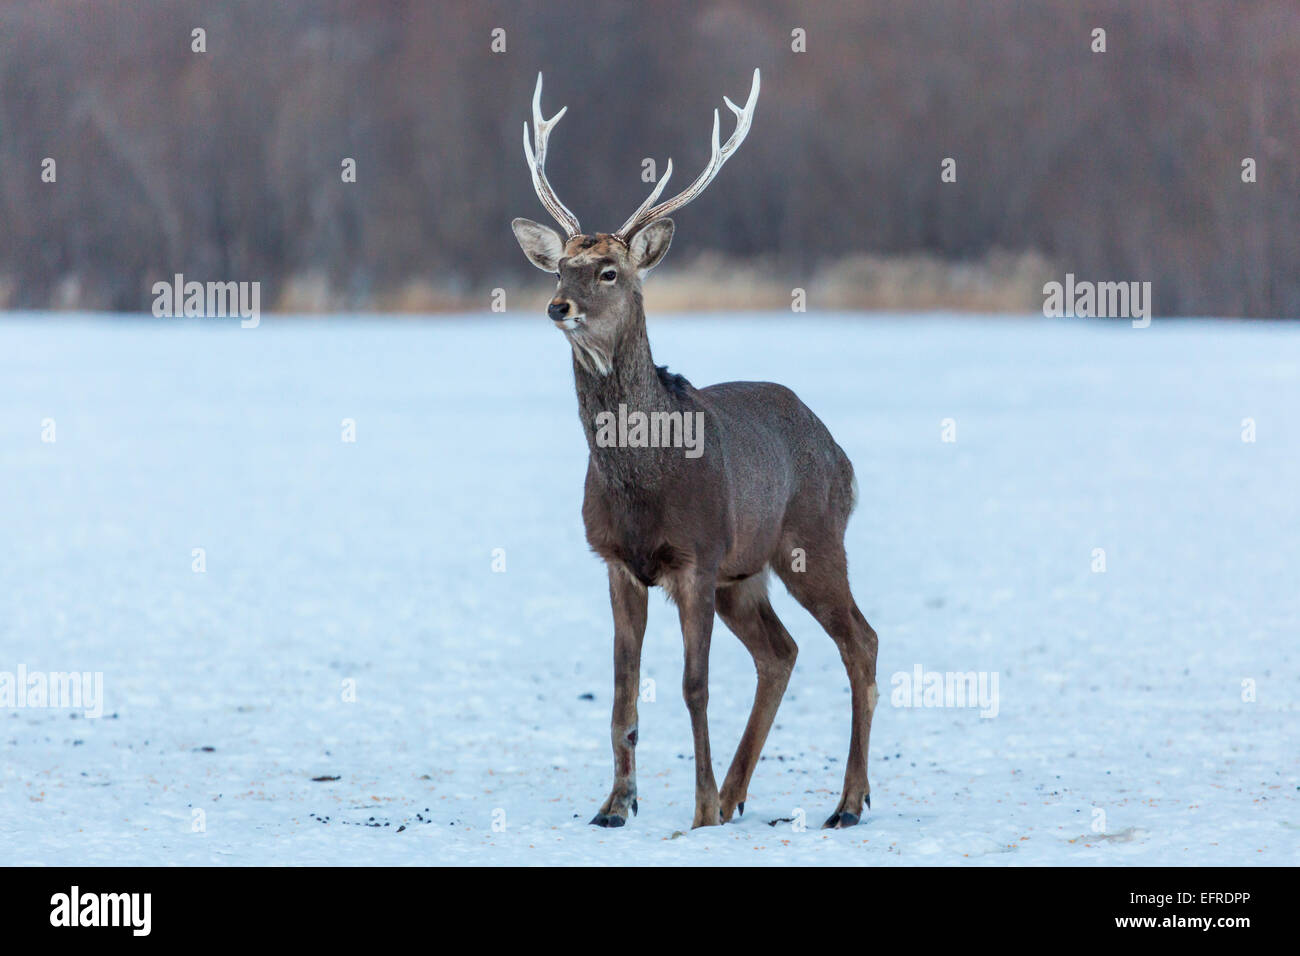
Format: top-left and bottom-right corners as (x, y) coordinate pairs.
(613, 159), (674, 240)
(523, 73), (582, 237)
(615, 68), (760, 241)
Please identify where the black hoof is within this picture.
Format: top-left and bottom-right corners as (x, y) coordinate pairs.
(865, 794), (871, 810)
(737, 801), (745, 817)
(631, 799), (638, 817)
(589, 812), (626, 828)
(821, 810), (860, 829)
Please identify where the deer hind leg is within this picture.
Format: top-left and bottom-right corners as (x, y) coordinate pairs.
(714, 573), (798, 823)
(774, 545), (879, 829)
(590, 564), (648, 828)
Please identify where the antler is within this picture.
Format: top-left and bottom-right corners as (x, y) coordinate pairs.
(523, 73), (582, 237)
(615, 68), (761, 241)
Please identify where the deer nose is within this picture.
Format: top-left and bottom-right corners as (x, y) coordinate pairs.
(547, 300), (570, 321)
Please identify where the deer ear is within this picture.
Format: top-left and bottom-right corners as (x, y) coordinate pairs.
(512, 218), (565, 272)
(629, 218), (674, 276)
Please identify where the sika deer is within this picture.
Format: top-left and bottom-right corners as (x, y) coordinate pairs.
(511, 70), (879, 829)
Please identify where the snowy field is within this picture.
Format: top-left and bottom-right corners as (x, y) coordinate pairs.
(1, 313), (1297, 866)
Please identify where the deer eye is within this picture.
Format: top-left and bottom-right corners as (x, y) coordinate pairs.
(599, 269), (617, 283)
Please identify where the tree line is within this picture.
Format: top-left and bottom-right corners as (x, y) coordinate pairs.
(0, 0), (1294, 316)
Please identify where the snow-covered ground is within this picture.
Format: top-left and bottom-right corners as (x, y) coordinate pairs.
(1, 313), (1297, 866)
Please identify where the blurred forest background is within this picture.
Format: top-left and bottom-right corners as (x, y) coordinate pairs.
(0, 0), (1295, 316)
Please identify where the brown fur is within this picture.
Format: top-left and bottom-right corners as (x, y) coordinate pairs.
(512, 217), (880, 830)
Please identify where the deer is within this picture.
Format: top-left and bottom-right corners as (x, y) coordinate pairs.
(510, 69), (879, 830)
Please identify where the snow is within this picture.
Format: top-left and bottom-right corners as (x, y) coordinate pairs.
(1, 312), (1297, 865)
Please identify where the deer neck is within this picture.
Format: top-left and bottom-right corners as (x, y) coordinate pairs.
(572, 298), (681, 486)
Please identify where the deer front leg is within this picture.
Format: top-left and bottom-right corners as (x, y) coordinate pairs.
(676, 568), (722, 828)
(590, 565), (648, 828)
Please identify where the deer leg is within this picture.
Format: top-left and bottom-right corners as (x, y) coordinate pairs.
(674, 569), (721, 828)
(590, 565), (648, 828)
(776, 559), (879, 829)
(820, 601), (878, 829)
(715, 577), (798, 823)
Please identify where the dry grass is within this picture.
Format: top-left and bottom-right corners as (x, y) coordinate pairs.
(272, 249), (1056, 315)
(645, 249), (1055, 313)
(1, 251), (1053, 314)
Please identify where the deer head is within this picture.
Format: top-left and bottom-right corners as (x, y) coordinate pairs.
(511, 70), (760, 374)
